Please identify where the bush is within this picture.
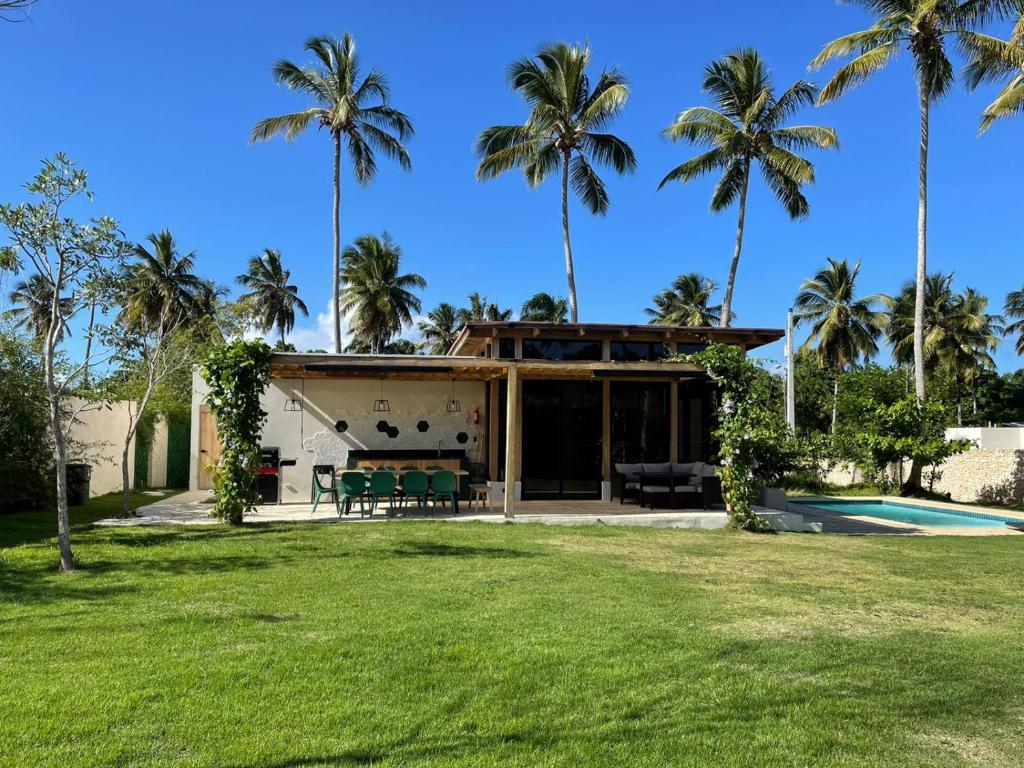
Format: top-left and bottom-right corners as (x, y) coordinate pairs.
(0, 330), (52, 512)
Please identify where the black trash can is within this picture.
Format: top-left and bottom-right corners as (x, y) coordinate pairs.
(66, 464), (91, 506)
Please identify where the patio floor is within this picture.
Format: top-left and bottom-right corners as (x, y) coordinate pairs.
(93, 490), (814, 531)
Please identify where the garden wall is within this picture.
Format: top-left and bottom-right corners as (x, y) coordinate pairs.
(822, 450), (1024, 504)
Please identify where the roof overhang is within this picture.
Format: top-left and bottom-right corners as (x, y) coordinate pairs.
(447, 321), (784, 356)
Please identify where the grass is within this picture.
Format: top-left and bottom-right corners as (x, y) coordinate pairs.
(3, 493), (1024, 767)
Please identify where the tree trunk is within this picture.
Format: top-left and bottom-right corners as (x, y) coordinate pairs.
(82, 298), (96, 388)
(719, 159), (750, 329)
(560, 152), (579, 323)
(280, 325), (287, 349)
(120, 429), (133, 517)
(44, 314), (74, 572)
(332, 133), (343, 354)
(830, 374), (839, 433)
(913, 81), (929, 402)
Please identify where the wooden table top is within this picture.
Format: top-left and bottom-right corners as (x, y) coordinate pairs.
(348, 468), (470, 476)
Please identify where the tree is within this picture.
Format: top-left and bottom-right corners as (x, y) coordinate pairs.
(251, 34), (413, 353)
(963, 10), (1024, 132)
(417, 302), (462, 355)
(645, 273), (722, 326)
(794, 258), (888, 431)
(520, 292), (568, 322)
(339, 233), (425, 355)
(888, 274), (1002, 424)
(659, 49), (837, 327)
(0, 154), (129, 571)
(459, 292), (512, 323)
(6, 273), (71, 340)
(1004, 284), (1024, 354)
(112, 232), (213, 516)
(811, 0), (1010, 400)
(476, 42), (636, 322)
(237, 248), (309, 347)
(0, 328), (51, 511)
(0, 0), (35, 22)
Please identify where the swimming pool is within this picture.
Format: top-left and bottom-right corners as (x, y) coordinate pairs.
(790, 499), (1023, 529)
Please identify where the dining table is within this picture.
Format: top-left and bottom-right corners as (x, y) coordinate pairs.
(636, 470), (694, 510)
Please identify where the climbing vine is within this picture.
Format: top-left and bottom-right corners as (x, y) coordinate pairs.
(200, 340), (272, 525)
(674, 344), (792, 531)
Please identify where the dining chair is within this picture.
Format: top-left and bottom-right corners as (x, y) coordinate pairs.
(367, 471), (399, 518)
(338, 471), (368, 517)
(400, 470), (429, 512)
(429, 471), (458, 516)
(311, 465), (340, 515)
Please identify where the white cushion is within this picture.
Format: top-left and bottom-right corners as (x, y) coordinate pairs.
(643, 462), (673, 474)
(671, 463), (695, 475)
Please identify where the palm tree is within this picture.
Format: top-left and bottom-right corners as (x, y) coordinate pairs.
(6, 274), (70, 340)
(794, 258), (888, 431)
(645, 273), (723, 327)
(659, 49), (838, 328)
(121, 230), (204, 333)
(237, 248), (309, 347)
(1005, 285), (1024, 354)
(810, 1), (1009, 401)
(250, 34), (413, 354)
(339, 233), (425, 355)
(520, 292), (568, 322)
(459, 292), (512, 323)
(417, 303), (462, 355)
(963, 12), (1024, 132)
(475, 42), (636, 322)
(888, 274), (1002, 411)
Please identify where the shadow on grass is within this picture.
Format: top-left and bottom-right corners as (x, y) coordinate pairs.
(386, 541), (538, 559)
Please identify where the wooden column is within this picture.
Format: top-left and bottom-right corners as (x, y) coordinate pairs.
(669, 380), (679, 464)
(601, 379), (611, 480)
(488, 379), (500, 481)
(503, 366), (520, 519)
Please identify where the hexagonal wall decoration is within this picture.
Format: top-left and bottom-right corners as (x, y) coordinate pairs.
(416, 420), (430, 433)
(376, 420), (390, 433)
(456, 432), (469, 444)
(335, 420), (348, 433)
(387, 426), (400, 439)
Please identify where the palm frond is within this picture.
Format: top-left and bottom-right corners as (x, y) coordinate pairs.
(569, 155), (609, 215)
(817, 42), (900, 104)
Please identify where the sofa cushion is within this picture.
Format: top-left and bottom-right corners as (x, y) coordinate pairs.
(671, 463), (695, 475)
(615, 463), (644, 480)
(701, 464), (718, 477)
(643, 462), (673, 474)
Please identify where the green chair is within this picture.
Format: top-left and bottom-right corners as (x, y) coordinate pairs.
(338, 471), (368, 517)
(311, 465), (341, 515)
(367, 471), (399, 518)
(429, 471), (458, 516)
(400, 470), (429, 513)
(425, 464), (445, 471)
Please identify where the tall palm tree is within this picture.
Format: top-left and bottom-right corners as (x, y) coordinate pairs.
(459, 292), (512, 323)
(659, 49), (838, 328)
(941, 287), (1003, 423)
(339, 233), (425, 355)
(520, 292), (568, 322)
(417, 302), (462, 355)
(794, 258), (888, 430)
(475, 42), (637, 323)
(250, 34), (413, 354)
(810, 0), (1009, 401)
(1004, 285), (1024, 354)
(121, 230), (204, 333)
(645, 273), (723, 327)
(237, 248), (309, 347)
(963, 11), (1024, 131)
(6, 273), (70, 340)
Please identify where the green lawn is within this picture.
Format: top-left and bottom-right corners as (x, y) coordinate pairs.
(2, 494), (1024, 767)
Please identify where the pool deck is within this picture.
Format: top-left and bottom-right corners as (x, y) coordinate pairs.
(791, 496), (1024, 536)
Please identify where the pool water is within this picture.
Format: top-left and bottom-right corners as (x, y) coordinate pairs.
(791, 499), (1021, 528)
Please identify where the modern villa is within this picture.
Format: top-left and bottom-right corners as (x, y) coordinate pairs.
(189, 321), (783, 512)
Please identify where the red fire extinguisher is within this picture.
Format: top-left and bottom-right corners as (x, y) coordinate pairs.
(471, 406), (480, 425)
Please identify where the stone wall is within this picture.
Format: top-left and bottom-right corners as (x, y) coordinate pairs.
(820, 450), (1024, 504)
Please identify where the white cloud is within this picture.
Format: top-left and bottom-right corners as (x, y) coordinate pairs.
(284, 299), (353, 352)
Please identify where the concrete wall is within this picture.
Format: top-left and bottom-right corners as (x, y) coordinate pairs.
(945, 427), (1024, 450)
(66, 398), (135, 497)
(148, 418), (169, 488)
(190, 372), (488, 502)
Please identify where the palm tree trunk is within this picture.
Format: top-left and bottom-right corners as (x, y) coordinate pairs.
(332, 133), (343, 354)
(280, 325), (287, 349)
(913, 82), (929, 402)
(560, 152), (579, 324)
(831, 375), (839, 434)
(719, 159), (750, 329)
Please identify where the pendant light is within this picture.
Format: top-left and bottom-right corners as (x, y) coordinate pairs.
(373, 376), (390, 412)
(446, 376), (461, 413)
(284, 377), (302, 411)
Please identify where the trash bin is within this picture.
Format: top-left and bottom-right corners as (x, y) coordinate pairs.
(66, 464), (91, 506)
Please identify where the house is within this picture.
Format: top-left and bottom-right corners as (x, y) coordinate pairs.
(189, 321), (782, 511)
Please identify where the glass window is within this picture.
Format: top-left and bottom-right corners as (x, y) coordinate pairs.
(676, 342), (709, 356)
(678, 379), (716, 462)
(521, 338), (602, 361)
(610, 382), (670, 464)
(610, 342), (669, 361)
(497, 337), (516, 359)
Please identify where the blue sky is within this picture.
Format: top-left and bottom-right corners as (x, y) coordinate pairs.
(1, 0), (1020, 369)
